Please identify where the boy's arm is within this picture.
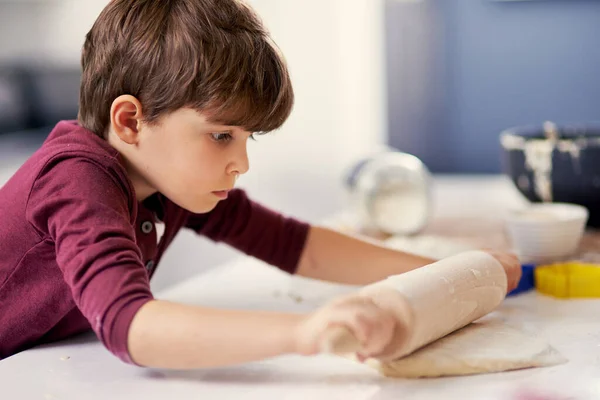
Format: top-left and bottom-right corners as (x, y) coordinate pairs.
(296, 226), (435, 285)
(185, 189), (310, 273)
(128, 292), (400, 369)
(296, 226), (522, 292)
(27, 158), (155, 364)
(187, 192), (519, 289)
(128, 300), (300, 368)
(185, 191), (432, 282)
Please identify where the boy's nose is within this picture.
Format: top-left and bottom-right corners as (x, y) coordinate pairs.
(227, 148), (249, 176)
(237, 150), (250, 175)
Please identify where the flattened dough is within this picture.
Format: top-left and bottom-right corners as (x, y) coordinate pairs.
(363, 320), (567, 378)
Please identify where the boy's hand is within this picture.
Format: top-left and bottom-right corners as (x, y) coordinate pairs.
(293, 295), (397, 361)
(484, 250), (522, 293)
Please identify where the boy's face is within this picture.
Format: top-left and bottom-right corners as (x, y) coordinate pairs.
(109, 101), (251, 214)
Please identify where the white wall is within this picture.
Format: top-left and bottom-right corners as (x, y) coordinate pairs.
(0, 0), (107, 64)
(0, 3), (56, 63)
(240, 0), (388, 218)
(0, 0), (388, 290)
(45, 0), (109, 65)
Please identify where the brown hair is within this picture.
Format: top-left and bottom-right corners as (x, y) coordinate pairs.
(78, 0), (294, 138)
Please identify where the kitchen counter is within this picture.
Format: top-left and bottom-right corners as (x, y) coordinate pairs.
(2, 175), (600, 400)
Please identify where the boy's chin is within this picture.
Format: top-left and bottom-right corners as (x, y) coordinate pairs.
(185, 198), (220, 214)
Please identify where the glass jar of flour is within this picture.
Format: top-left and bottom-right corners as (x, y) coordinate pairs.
(345, 150), (432, 236)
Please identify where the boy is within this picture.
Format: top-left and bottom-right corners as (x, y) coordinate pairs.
(0, 0), (520, 368)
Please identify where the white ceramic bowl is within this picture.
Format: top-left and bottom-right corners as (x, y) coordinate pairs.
(504, 203), (589, 264)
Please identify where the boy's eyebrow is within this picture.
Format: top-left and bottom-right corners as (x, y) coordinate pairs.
(202, 125), (233, 132)
(200, 127), (237, 136)
(202, 119), (235, 131)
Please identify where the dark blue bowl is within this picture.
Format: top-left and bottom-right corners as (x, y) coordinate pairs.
(500, 122), (600, 228)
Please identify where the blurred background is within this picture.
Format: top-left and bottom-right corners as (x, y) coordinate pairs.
(1, 0), (599, 290)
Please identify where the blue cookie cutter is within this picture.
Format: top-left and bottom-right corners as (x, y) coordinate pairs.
(507, 264), (536, 296)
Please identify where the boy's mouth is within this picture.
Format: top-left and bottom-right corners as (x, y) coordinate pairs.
(211, 190), (230, 200)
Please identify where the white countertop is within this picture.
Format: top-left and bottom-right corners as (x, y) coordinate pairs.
(2, 176), (600, 399)
(2, 258), (600, 400)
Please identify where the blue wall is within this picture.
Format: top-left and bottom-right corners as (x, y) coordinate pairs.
(387, 0), (600, 173)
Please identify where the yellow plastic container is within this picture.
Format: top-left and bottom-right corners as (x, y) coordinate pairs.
(535, 262), (600, 298)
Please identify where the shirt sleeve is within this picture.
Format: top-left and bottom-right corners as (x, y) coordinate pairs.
(26, 156), (154, 364)
(184, 189), (311, 274)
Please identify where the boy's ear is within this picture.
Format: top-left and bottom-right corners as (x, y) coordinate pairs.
(110, 95), (144, 145)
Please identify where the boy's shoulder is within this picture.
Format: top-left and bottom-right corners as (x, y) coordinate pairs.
(40, 120), (119, 164)
(0, 120), (138, 246)
(29, 120), (130, 188)
(2, 120), (135, 213)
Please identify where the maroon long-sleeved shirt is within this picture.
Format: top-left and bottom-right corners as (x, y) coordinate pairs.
(0, 121), (310, 363)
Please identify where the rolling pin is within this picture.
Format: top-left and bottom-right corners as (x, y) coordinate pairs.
(320, 251), (507, 360)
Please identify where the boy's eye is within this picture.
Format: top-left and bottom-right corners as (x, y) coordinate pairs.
(211, 132), (233, 143)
